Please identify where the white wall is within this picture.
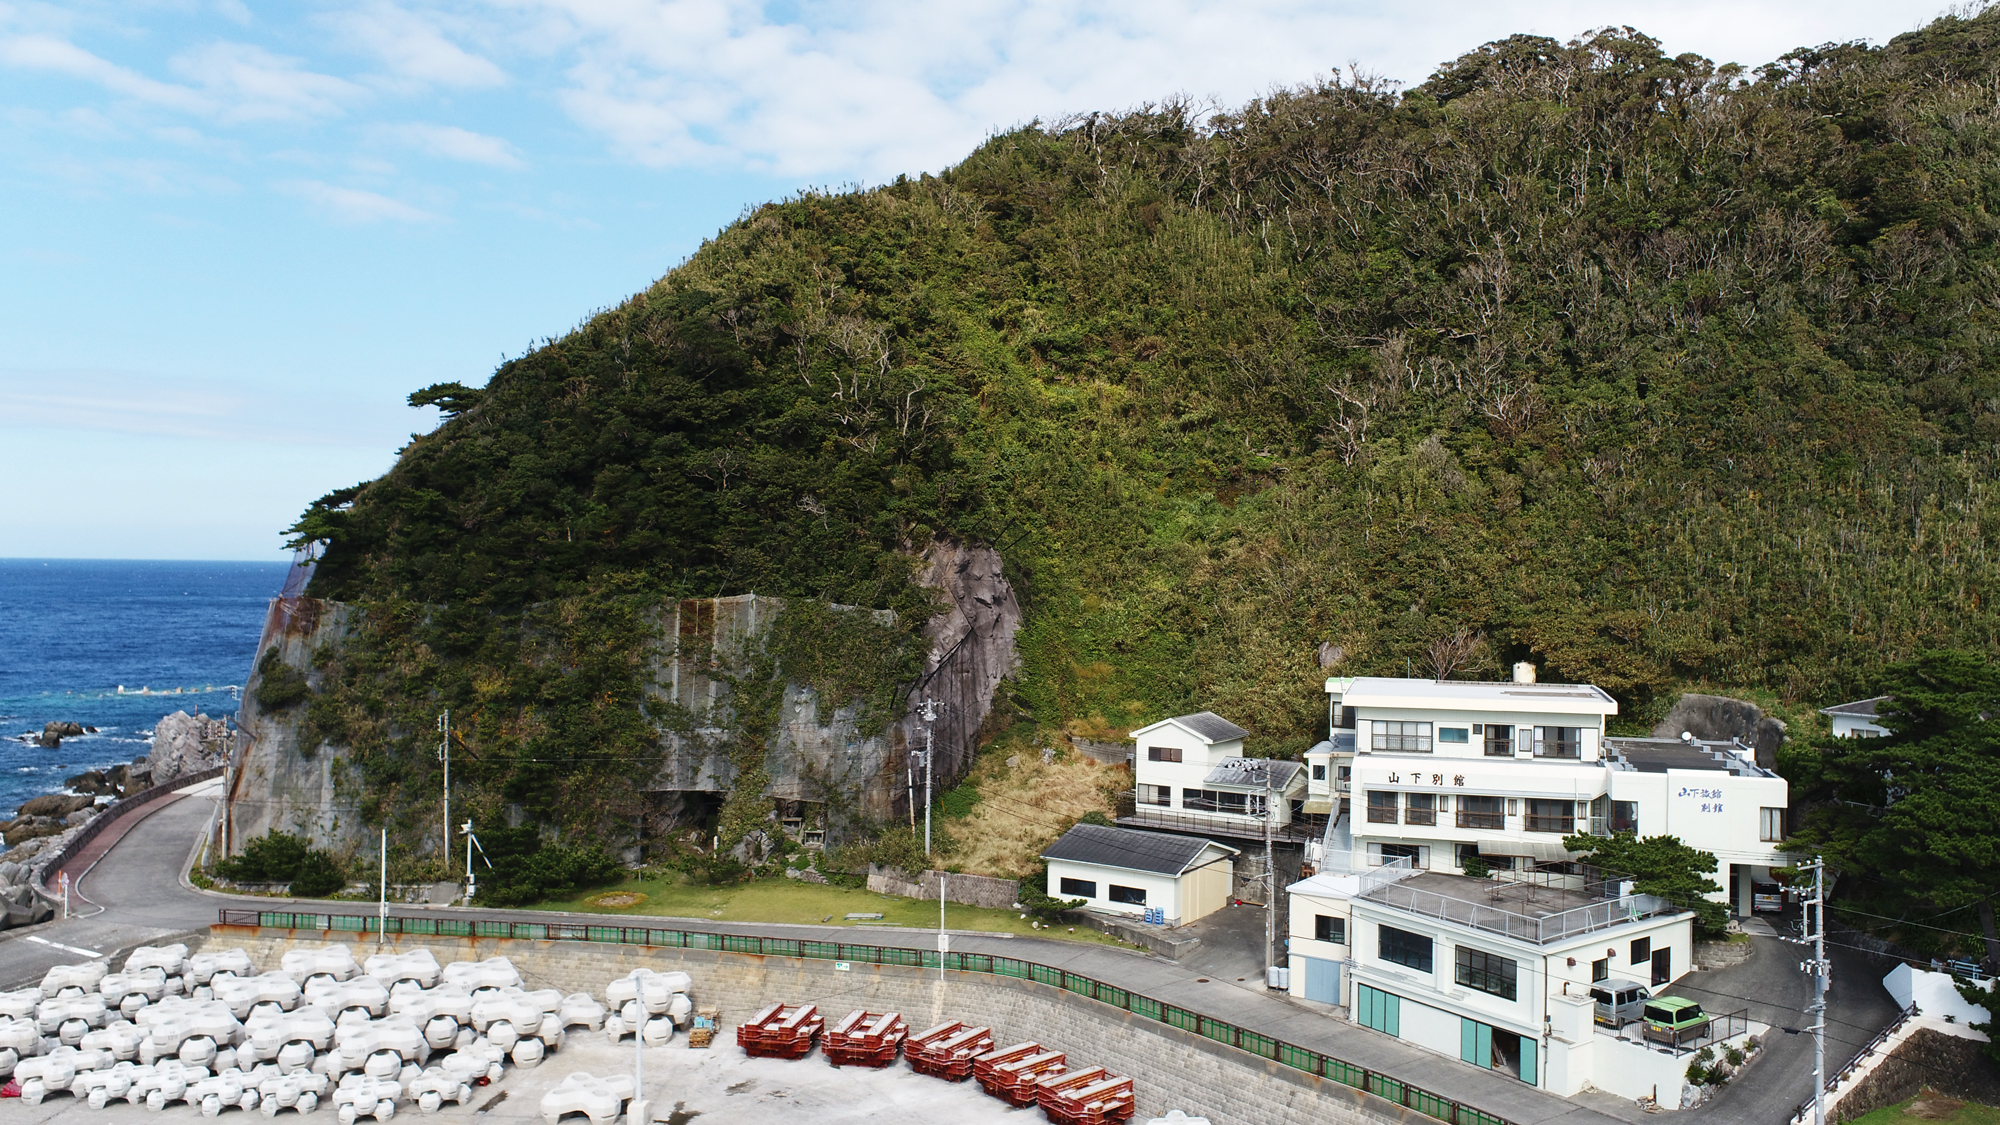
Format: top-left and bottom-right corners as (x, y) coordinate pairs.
(1830, 715), (1889, 739)
(1608, 768), (1789, 868)
(1046, 860), (1183, 922)
(1884, 965), (1994, 1027)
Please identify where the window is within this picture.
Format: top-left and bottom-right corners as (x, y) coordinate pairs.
(1147, 744), (1182, 762)
(1141, 784), (1170, 807)
(1109, 884), (1146, 905)
(1183, 789), (1257, 815)
(1650, 948), (1671, 986)
(1438, 727), (1469, 744)
(1378, 843), (1423, 867)
(1366, 790), (1400, 824)
(1059, 877), (1096, 898)
(1455, 947), (1518, 1000)
(1592, 958), (1609, 983)
(1312, 764), (1327, 781)
(1630, 937), (1651, 965)
(1760, 807), (1785, 842)
(1611, 800), (1639, 834)
(1372, 721), (1433, 753)
(1534, 726), (1583, 759)
(1457, 794), (1505, 829)
(1484, 724), (1515, 756)
(1525, 798), (1575, 833)
(1314, 915), (1347, 944)
(1379, 925), (1433, 973)
(1404, 793), (1436, 826)
(1332, 704), (1358, 730)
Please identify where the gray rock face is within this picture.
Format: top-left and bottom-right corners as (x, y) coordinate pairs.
(152, 710), (231, 783)
(1652, 693), (1788, 768)
(229, 597), (352, 853)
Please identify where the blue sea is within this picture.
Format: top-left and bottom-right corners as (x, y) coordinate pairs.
(0, 559), (289, 815)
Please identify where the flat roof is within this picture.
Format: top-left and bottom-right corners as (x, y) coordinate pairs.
(1603, 737), (1773, 777)
(1820, 696), (1889, 719)
(1328, 676), (1617, 717)
(1357, 870), (1683, 944)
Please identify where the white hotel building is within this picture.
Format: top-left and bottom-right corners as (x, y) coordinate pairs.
(1301, 671), (1792, 916)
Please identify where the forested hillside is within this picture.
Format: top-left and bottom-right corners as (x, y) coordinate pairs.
(290, 14), (2000, 848)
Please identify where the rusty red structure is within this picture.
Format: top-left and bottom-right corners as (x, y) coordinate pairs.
(907, 1023), (993, 1081)
(979, 1046), (1068, 1106)
(1041, 1071), (1137, 1124)
(821, 1009), (908, 1068)
(736, 1003), (823, 1059)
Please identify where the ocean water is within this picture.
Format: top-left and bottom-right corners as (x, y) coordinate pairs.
(0, 558), (289, 814)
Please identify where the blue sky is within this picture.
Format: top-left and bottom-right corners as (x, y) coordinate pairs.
(0, 0), (1934, 561)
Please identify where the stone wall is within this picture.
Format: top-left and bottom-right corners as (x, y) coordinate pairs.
(866, 867), (1020, 910)
(1830, 1026), (2000, 1122)
(215, 926), (1422, 1125)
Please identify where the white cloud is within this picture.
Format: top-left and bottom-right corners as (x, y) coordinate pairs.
(281, 178), (441, 222)
(375, 121), (523, 167)
(331, 2), (507, 88)
(0, 33), (211, 113)
(493, 0), (1935, 180)
(171, 41), (364, 122)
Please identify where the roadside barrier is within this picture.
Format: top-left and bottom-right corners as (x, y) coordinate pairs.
(34, 766), (226, 896)
(218, 908), (1514, 1125)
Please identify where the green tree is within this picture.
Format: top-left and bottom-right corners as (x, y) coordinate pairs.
(1784, 650), (2000, 967)
(1563, 831), (1728, 939)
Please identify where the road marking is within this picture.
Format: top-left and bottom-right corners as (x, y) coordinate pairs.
(24, 936), (101, 959)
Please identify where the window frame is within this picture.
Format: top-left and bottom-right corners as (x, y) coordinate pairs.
(1483, 724), (1514, 756)
(1437, 727), (1470, 744)
(1760, 807), (1785, 842)
(1378, 925), (1434, 974)
(1058, 877), (1096, 898)
(1524, 797), (1575, 834)
(1630, 936), (1651, 965)
(1404, 792), (1437, 826)
(1366, 790), (1401, 824)
(1533, 726), (1584, 759)
(1314, 914), (1347, 944)
(1147, 744), (1182, 763)
(1456, 794), (1505, 829)
(1455, 946), (1518, 1001)
(1591, 958), (1609, 983)
(1371, 721), (1434, 754)
(1108, 884), (1147, 905)
(1141, 784), (1171, 807)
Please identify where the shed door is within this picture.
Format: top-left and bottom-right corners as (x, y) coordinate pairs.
(1459, 1018), (1492, 1067)
(1651, 948), (1671, 985)
(1356, 984), (1399, 1037)
(1302, 957), (1340, 1004)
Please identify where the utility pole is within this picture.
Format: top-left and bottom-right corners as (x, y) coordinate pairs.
(917, 697), (943, 856)
(1792, 856), (1830, 1125)
(378, 827), (388, 950)
(438, 710), (451, 877)
(1263, 760), (1275, 983)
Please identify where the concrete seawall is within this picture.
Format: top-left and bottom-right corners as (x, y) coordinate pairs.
(215, 925), (1421, 1125)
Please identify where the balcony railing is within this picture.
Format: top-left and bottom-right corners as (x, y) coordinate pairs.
(1456, 811), (1505, 830)
(1360, 881), (1678, 944)
(1403, 809), (1436, 826)
(1366, 807), (1399, 824)
(1524, 815), (1575, 834)
(1534, 742), (1582, 759)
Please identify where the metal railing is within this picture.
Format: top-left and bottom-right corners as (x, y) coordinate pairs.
(1366, 807), (1398, 824)
(1523, 815), (1574, 834)
(1791, 1004), (1916, 1125)
(218, 908), (1514, 1125)
(1641, 1008), (1751, 1055)
(35, 765), (227, 897)
(1114, 809), (1319, 843)
(1404, 809), (1437, 826)
(1359, 881), (1677, 944)
(1455, 811), (1505, 830)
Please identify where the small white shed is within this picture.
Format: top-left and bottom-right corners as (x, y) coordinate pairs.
(1820, 696), (1891, 739)
(1041, 824), (1238, 927)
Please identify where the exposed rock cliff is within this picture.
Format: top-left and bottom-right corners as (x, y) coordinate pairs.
(151, 710), (231, 783)
(228, 596), (357, 853)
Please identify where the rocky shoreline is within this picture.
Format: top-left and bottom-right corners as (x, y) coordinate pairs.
(0, 708), (233, 928)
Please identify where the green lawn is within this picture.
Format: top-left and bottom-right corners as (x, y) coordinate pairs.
(526, 875), (1139, 948)
(1849, 1094), (2000, 1125)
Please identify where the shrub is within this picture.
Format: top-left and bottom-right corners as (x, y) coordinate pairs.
(1460, 856), (1491, 878)
(291, 850), (347, 898)
(252, 648), (311, 711)
(218, 830), (310, 883)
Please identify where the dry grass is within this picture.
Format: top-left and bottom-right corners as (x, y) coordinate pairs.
(944, 739), (1129, 878)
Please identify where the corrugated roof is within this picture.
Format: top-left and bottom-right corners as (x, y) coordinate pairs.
(1175, 711), (1250, 742)
(1202, 757), (1303, 788)
(1819, 696), (1889, 719)
(1040, 823), (1236, 875)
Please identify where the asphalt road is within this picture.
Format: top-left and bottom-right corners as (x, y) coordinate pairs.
(0, 797), (1908, 1125)
(0, 793), (220, 989)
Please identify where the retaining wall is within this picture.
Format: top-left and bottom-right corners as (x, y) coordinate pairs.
(865, 867), (1020, 910)
(215, 925), (1425, 1125)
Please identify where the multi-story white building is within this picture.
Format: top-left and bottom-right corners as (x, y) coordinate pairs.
(1303, 671), (1791, 917)
(1125, 711), (1310, 842)
(1287, 862), (1723, 1099)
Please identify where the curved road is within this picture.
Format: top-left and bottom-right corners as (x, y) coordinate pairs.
(0, 796), (1905, 1125)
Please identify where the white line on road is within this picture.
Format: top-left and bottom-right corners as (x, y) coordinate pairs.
(24, 936), (101, 959)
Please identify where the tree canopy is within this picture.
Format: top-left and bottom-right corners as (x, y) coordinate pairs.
(1563, 831), (1729, 939)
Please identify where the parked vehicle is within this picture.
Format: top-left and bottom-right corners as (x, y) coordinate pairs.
(1589, 979), (1651, 1026)
(1640, 996), (1710, 1045)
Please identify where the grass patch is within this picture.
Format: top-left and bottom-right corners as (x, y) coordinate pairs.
(1849, 1093), (2000, 1125)
(940, 732), (1129, 878)
(529, 874), (1138, 948)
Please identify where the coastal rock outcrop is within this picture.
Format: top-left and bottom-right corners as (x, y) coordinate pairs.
(151, 711), (230, 783)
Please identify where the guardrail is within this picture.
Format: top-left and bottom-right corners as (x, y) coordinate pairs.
(34, 766), (226, 896)
(218, 908), (1515, 1125)
(1791, 1004), (1916, 1125)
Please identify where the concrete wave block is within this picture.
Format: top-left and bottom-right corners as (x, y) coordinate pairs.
(403, 1065), (472, 1114)
(102, 966), (169, 1008)
(332, 1074), (402, 1122)
(40, 962), (108, 998)
(15, 1045), (113, 1104)
(437, 1040), (504, 1087)
(283, 947), (360, 986)
(440, 958), (520, 995)
(537, 1071), (635, 1124)
(73, 1058), (147, 1107)
(126, 945), (190, 978)
(332, 1016), (426, 1073)
(253, 1067), (330, 1116)
(0, 987), (43, 1019)
(80, 1019), (145, 1061)
(362, 951), (439, 992)
(190, 949), (256, 986)
(305, 978), (389, 1021)
(602, 970), (687, 1015)
(133, 1059), (209, 1110)
(216, 973), (304, 1019)
(557, 994), (605, 1032)
(242, 1007), (337, 1064)
(36, 994), (109, 1041)
(135, 998), (243, 1060)
(189, 1068), (261, 1116)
